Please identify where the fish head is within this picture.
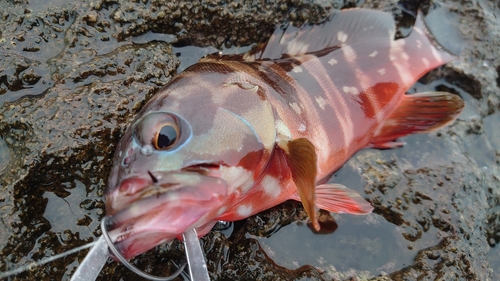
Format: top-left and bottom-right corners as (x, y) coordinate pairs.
(105, 69), (276, 258)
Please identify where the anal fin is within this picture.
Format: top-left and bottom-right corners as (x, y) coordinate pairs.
(369, 141), (406, 149)
(371, 91), (464, 144)
(292, 183), (373, 214)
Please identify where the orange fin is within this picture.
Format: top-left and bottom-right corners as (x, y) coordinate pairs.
(292, 183), (373, 214)
(371, 91), (464, 144)
(280, 138), (320, 231)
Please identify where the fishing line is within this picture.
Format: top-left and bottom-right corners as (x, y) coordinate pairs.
(101, 217), (187, 281)
(0, 240), (98, 279)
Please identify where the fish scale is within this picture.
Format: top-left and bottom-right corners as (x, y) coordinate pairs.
(105, 8), (464, 259)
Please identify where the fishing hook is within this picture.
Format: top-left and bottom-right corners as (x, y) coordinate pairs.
(101, 217), (187, 281)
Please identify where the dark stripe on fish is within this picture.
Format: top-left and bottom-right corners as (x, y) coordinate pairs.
(184, 61), (239, 75)
(251, 61), (299, 99)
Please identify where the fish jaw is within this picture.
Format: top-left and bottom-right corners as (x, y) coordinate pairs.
(105, 171), (228, 259)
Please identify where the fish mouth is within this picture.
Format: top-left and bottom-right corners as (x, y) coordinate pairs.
(105, 169), (227, 259)
(107, 164), (223, 215)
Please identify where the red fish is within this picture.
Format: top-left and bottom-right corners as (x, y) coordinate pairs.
(105, 9), (464, 259)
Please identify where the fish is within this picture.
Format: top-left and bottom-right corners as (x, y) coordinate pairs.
(105, 8), (464, 259)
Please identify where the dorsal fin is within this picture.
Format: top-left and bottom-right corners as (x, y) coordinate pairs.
(243, 9), (396, 61)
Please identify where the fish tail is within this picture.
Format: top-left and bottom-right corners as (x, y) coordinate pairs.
(370, 91), (464, 146)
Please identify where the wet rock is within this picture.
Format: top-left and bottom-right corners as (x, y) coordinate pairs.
(359, 150), (491, 280)
(102, 0), (336, 47)
(0, 1), (179, 278)
(0, 0), (499, 280)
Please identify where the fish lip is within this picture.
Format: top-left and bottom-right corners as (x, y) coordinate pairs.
(107, 164), (223, 216)
(105, 170), (228, 259)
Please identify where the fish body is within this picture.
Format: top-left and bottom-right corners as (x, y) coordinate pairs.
(106, 9), (464, 259)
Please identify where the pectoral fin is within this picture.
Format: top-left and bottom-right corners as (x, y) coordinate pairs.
(280, 138), (320, 231)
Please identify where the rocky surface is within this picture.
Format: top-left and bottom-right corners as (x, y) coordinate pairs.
(0, 0), (498, 280)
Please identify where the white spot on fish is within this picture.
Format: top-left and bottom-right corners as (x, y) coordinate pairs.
(276, 119), (292, 139)
(422, 58), (430, 67)
(237, 204), (253, 217)
(289, 102), (302, 114)
(221, 166), (254, 193)
(292, 65), (303, 73)
(328, 58), (338, 65)
(261, 175), (281, 198)
(315, 96), (327, 110)
(389, 41), (412, 85)
(298, 123), (306, 132)
(377, 68), (386, 75)
(337, 31), (348, 43)
(416, 39), (422, 49)
(401, 52), (410, 61)
(216, 206), (228, 216)
(342, 45), (356, 62)
(343, 86), (359, 95)
(369, 51), (378, 57)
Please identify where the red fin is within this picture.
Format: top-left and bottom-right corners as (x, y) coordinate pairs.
(371, 91), (464, 144)
(280, 138), (320, 231)
(316, 184), (373, 214)
(291, 183), (373, 214)
(243, 9), (395, 61)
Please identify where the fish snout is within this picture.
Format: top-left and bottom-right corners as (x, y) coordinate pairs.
(104, 172), (229, 258)
(118, 175), (153, 195)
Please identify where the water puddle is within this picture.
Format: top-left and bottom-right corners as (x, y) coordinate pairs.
(132, 30), (254, 73)
(425, 4), (465, 56)
(42, 180), (97, 237)
(22, 0), (74, 13)
(0, 137), (11, 175)
(249, 215), (414, 277)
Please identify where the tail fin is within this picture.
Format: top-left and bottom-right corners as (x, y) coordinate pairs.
(371, 91), (464, 146)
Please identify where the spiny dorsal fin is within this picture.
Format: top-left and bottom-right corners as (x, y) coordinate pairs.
(371, 91), (465, 145)
(279, 138), (320, 231)
(243, 9), (396, 61)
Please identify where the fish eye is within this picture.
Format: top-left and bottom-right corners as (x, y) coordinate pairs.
(153, 123), (179, 150)
(134, 112), (191, 153)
